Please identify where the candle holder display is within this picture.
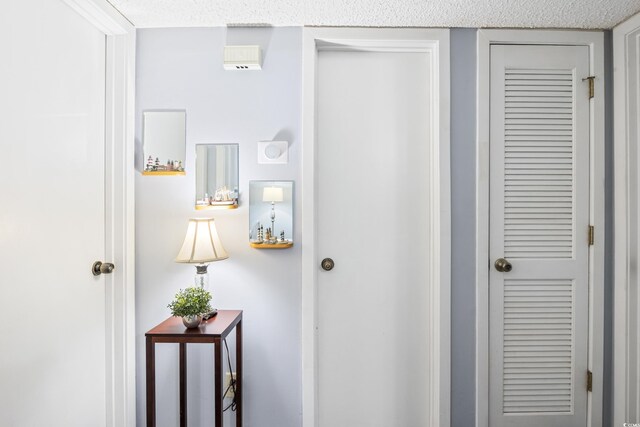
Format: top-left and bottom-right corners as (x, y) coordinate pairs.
(248, 181), (293, 249)
(195, 144), (239, 209)
(142, 111), (186, 176)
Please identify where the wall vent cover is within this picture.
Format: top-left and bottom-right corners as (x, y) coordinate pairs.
(224, 45), (262, 70)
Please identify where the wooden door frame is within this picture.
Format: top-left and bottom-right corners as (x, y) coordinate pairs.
(301, 27), (451, 427)
(475, 29), (605, 427)
(613, 12), (640, 427)
(60, 1), (136, 425)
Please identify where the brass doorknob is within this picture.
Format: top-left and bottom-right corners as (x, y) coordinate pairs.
(92, 261), (115, 276)
(494, 258), (512, 273)
(321, 258), (335, 271)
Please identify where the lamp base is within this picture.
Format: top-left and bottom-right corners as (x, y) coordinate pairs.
(195, 264), (209, 288)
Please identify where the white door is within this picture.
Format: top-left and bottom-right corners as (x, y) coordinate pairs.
(0, 0), (110, 425)
(316, 48), (433, 426)
(614, 11), (640, 427)
(488, 45), (591, 427)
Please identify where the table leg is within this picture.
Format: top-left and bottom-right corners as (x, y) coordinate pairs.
(215, 338), (223, 426)
(236, 320), (243, 426)
(180, 343), (187, 427)
(146, 336), (156, 427)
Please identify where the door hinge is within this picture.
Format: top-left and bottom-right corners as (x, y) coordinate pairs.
(582, 76), (595, 99)
(588, 225), (594, 246)
(587, 370), (593, 392)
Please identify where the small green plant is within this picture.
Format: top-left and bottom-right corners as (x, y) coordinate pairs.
(168, 287), (212, 318)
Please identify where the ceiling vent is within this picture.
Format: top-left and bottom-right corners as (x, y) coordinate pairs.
(223, 45), (262, 70)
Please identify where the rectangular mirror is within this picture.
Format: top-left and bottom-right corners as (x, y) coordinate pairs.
(249, 181), (293, 248)
(142, 111), (186, 175)
(195, 144), (239, 209)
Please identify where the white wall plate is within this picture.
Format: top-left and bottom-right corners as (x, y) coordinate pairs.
(258, 140), (288, 164)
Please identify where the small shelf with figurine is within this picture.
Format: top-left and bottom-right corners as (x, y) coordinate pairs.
(143, 155), (185, 176)
(250, 225), (293, 249)
(195, 187), (239, 210)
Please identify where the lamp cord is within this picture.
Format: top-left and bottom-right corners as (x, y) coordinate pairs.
(222, 338), (237, 412)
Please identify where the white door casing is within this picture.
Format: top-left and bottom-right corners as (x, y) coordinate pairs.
(302, 27), (451, 427)
(613, 11), (640, 427)
(476, 30), (605, 427)
(0, 0), (135, 425)
(489, 44), (590, 427)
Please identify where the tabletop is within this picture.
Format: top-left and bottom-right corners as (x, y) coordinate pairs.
(146, 309), (242, 338)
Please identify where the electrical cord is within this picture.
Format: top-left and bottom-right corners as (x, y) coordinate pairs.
(222, 338), (237, 412)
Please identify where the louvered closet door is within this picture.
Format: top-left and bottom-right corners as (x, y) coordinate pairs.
(488, 45), (590, 427)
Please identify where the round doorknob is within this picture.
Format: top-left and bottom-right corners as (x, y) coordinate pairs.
(92, 261), (115, 276)
(321, 258), (335, 271)
(494, 258), (512, 273)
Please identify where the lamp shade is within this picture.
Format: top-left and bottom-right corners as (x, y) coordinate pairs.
(175, 218), (228, 263)
(263, 186), (284, 203)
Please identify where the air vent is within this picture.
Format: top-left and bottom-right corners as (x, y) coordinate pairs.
(223, 45), (262, 70)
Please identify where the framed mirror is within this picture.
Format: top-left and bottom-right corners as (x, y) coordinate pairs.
(249, 181), (293, 248)
(195, 144), (239, 209)
(142, 111), (186, 175)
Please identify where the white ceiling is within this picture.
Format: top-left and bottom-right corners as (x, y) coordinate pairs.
(109, 0), (640, 29)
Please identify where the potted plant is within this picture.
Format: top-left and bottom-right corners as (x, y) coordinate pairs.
(168, 286), (213, 328)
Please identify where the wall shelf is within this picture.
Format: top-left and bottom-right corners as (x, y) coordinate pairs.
(250, 242), (293, 249)
(195, 204), (238, 210)
(142, 171), (186, 176)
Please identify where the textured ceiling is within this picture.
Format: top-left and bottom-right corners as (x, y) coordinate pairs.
(109, 0), (640, 29)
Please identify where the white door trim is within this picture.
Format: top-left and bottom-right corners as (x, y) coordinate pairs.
(613, 12), (640, 427)
(61, 1), (136, 426)
(476, 29), (605, 427)
(301, 27), (451, 427)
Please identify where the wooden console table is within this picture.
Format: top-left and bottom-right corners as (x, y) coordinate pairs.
(145, 310), (243, 427)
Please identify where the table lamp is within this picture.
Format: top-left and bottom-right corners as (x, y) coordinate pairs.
(262, 186), (283, 239)
(175, 218), (228, 290)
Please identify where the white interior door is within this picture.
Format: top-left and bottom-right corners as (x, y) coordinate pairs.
(316, 48), (433, 426)
(614, 11), (640, 427)
(488, 44), (591, 427)
(0, 0), (110, 425)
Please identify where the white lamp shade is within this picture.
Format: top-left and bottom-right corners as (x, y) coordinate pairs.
(175, 218), (228, 263)
(263, 186), (284, 203)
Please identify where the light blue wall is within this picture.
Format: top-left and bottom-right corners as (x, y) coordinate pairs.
(135, 27), (613, 427)
(446, 29), (614, 427)
(135, 27), (303, 427)
(603, 29), (614, 427)
(447, 29), (614, 427)
(450, 28), (477, 427)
